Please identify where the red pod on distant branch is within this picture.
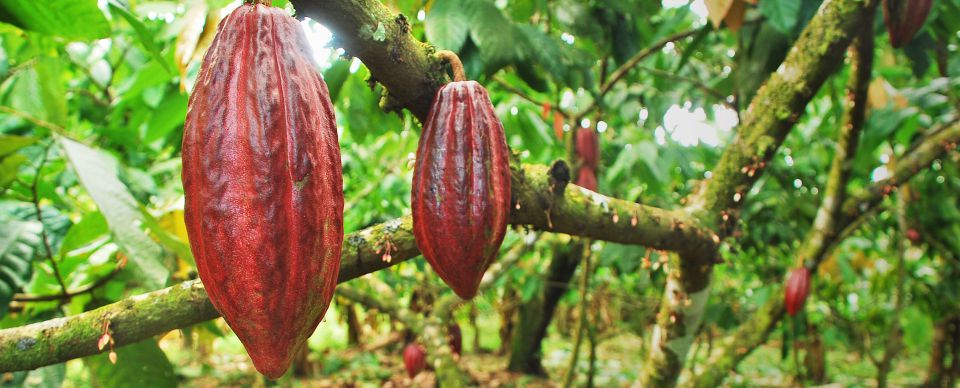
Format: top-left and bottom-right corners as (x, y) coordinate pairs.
(403, 343), (427, 378)
(448, 323), (463, 356)
(576, 166), (598, 192)
(906, 228), (921, 244)
(784, 267), (811, 316)
(411, 52), (511, 300)
(575, 127), (600, 169)
(882, 0), (933, 48)
(181, 1), (343, 379)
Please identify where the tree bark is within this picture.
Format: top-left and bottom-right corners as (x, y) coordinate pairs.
(507, 241), (583, 375)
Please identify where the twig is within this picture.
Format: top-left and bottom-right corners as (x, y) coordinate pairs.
(13, 266), (122, 302)
(0, 105), (67, 135)
(575, 28), (701, 122)
(562, 242), (592, 388)
(639, 66), (736, 110)
(29, 143), (68, 295)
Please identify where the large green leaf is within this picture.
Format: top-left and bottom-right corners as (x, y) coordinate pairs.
(59, 137), (169, 289)
(425, 0), (471, 52)
(0, 220), (40, 317)
(0, 0), (109, 40)
(84, 339), (177, 388)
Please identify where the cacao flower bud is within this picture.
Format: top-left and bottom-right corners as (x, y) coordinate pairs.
(412, 52), (511, 299)
(182, 1), (343, 379)
(403, 343), (427, 378)
(882, 0), (933, 48)
(784, 267), (811, 316)
(448, 323), (463, 356)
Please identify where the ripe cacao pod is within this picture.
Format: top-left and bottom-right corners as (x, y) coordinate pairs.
(576, 166), (598, 192)
(575, 127), (600, 169)
(882, 0), (933, 48)
(403, 343), (427, 378)
(784, 267), (811, 316)
(181, 1), (343, 379)
(448, 323), (463, 356)
(411, 65), (511, 300)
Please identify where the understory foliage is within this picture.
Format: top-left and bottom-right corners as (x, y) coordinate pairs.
(0, 0), (958, 386)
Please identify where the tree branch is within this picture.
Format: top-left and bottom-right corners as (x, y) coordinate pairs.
(0, 159), (707, 372)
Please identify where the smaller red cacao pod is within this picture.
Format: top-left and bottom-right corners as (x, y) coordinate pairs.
(448, 323), (463, 356)
(784, 267), (811, 316)
(412, 77), (512, 300)
(576, 166), (598, 192)
(403, 343), (427, 378)
(575, 127), (600, 169)
(906, 228), (921, 244)
(882, 0), (933, 48)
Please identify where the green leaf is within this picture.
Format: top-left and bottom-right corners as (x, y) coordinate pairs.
(0, 135), (36, 157)
(466, 0), (527, 73)
(108, 1), (173, 76)
(425, 0), (470, 51)
(8, 58), (67, 128)
(59, 137), (169, 289)
(84, 339), (177, 388)
(1, 362), (65, 388)
(0, 0), (109, 40)
(144, 91), (188, 143)
(0, 220), (40, 317)
(58, 211), (108, 256)
(759, 0), (801, 35)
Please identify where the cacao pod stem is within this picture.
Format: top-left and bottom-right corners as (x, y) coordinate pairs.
(436, 50), (466, 82)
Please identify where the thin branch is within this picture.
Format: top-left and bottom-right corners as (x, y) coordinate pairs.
(575, 28), (702, 123)
(30, 143), (68, 295)
(0, 105), (67, 136)
(13, 266), (122, 303)
(639, 66), (736, 110)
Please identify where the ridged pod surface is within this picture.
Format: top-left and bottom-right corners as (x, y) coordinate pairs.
(412, 80), (511, 299)
(784, 267), (811, 316)
(882, 0), (933, 48)
(575, 127), (600, 169)
(403, 343), (427, 378)
(181, 2), (343, 379)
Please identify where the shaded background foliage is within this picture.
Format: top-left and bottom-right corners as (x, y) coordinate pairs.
(0, 0), (958, 386)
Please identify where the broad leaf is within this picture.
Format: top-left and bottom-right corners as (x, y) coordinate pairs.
(759, 0), (801, 34)
(425, 0), (470, 52)
(0, 0), (109, 40)
(0, 220), (40, 317)
(84, 339), (177, 388)
(59, 137), (169, 289)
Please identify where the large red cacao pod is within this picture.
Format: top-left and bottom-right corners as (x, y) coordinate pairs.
(784, 267), (811, 316)
(181, 2), (343, 379)
(882, 0), (933, 48)
(403, 343), (427, 378)
(575, 127), (599, 169)
(411, 80), (511, 299)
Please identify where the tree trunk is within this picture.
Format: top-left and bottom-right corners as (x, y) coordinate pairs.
(804, 325), (827, 384)
(345, 301), (362, 346)
(498, 290), (518, 356)
(507, 241), (583, 374)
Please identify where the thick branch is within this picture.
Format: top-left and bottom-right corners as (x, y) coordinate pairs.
(289, 0), (443, 121)
(0, 159), (709, 372)
(693, 0), (879, 228)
